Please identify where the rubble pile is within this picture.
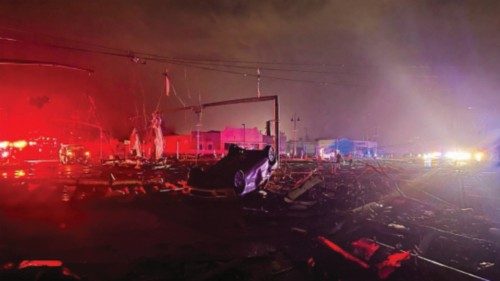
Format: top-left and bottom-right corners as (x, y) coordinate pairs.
(227, 160), (496, 280)
(0, 156), (498, 280)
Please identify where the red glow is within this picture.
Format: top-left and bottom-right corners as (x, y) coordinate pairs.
(1, 151), (9, 158)
(351, 238), (380, 261)
(18, 260), (63, 269)
(317, 236), (370, 269)
(164, 135), (192, 154)
(377, 251), (410, 279)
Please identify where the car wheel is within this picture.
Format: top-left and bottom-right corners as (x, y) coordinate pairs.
(233, 170), (246, 194)
(267, 146), (276, 163)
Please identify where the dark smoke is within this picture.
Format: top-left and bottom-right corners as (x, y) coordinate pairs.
(0, 0), (498, 148)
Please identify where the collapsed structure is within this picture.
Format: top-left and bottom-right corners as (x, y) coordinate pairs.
(1, 150), (497, 280)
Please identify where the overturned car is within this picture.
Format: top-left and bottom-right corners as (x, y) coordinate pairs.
(188, 144), (277, 196)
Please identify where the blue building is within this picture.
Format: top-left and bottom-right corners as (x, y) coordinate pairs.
(317, 138), (377, 158)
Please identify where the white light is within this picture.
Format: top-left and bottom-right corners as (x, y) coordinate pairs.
(422, 151), (441, 159)
(11, 140), (27, 149)
(473, 152), (484, 162)
(0, 141), (9, 149)
(445, 150), (471, 161)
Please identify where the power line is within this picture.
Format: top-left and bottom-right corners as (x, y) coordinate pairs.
(162, 60), (358, 87)
(145, 52), (353, 68)
(0, 25), (130, 54)
(0, 33), (131, 59)
(156, 57), (363, 75)
(0, 59), (93, 73)
(0, 30), (360, 87)
(0, 25), (360, 69)
(0, 24), (458, 75)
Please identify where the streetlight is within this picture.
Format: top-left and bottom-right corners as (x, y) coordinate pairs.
(291, 114), (300, 157)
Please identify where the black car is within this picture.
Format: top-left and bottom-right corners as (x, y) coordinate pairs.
(188, 144), (277, 196)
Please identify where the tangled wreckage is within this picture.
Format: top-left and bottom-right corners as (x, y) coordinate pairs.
(0, 145), (498, 281)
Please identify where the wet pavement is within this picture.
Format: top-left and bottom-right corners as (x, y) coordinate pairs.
(0, 159), (499, 280)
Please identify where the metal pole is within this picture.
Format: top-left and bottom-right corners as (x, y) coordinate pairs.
(99, 129), (103, 161)
(196, 112), (201, 163)
(242, 123), (246, 147)
(274, 96), (280, 165)
(166, 95), (280, 164)
(176, 140), (179, 160)
(292, 114), (300, 157)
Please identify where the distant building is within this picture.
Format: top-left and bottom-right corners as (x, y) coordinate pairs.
(299, 140), (317, 157)
(164, 134), (192, 155)
(286, 139), (316, 157)
(316, 138), (377, 158)
(352, 140), (378, 157)
(192, 130), (221, 154)
(164, 132), (220, 155)
(163, 126), (283, 156)
(220, 127), (270, 150)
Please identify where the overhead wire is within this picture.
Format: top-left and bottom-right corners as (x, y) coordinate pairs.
(0, 30), (361, 87)
(161, 60), (359, 87)
(0, 24), (449, 78)
(152, 57), (362, 75)
(0, 25), (365, 72)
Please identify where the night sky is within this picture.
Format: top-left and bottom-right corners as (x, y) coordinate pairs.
(1, 0), (499, 150)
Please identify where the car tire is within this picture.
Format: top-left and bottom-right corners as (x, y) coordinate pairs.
(233, 170), (246, 195)
(267, 146), (276, 163)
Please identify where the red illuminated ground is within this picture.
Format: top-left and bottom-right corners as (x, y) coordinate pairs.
(0, 160), (498, 280)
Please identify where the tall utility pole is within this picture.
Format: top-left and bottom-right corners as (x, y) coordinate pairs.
(169, 95), (280, 165)
(291, 114), (300, 157)
(242, 123), (246, 147)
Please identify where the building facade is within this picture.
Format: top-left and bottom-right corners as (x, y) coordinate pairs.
(220, 127), (266, 150)
(163, 127), (280, 156)
(316, 138), (378, 158)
